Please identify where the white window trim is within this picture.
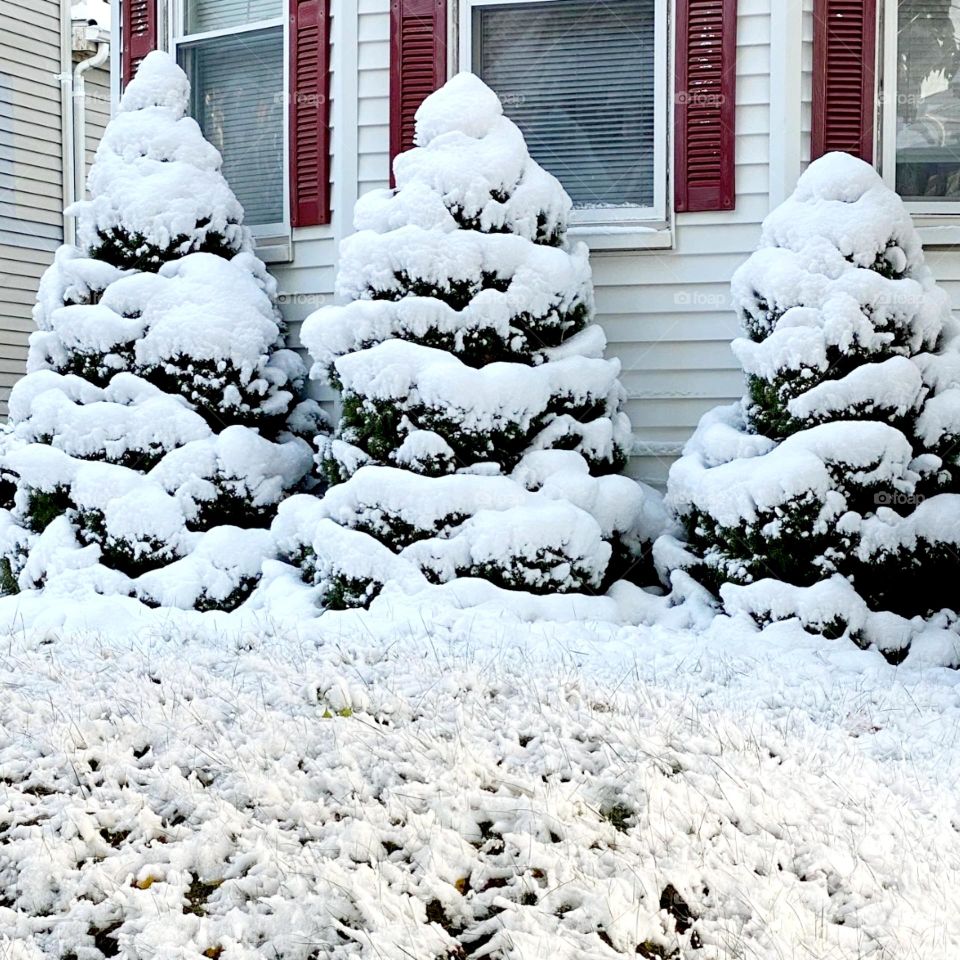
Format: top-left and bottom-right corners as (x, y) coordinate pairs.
(879, 0), (960, 219)
(169, 0), (291, 245)
(457, 0), (670, 235)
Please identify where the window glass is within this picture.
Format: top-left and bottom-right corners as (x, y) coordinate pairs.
(895, 0), (960, 200)
(178, 27), (285, 227)
(186, 0), (283, 35)
(473, 0), (656, 210)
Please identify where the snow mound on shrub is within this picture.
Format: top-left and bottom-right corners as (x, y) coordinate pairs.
(71, 52), (249, 267)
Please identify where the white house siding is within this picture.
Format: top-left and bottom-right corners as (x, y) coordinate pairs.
(0, 0), (66, 415)
(271, 0), (388, 409)
(81, 60), (111, 186)
(270, 0), (774, 488)
(599, 0), (771, 486)
(274, 0), (389, 319)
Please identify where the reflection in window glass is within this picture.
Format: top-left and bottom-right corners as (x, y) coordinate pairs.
(186, 0), (283, 35)
(896, 0), (960, 200)
(178, 27), (285, 227)
(473, 0), (655, 210)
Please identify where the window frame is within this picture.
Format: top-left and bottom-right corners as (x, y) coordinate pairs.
(879, 0), (960, 216)
(169, 0), (291, 240)
(457, 0), (670, 229)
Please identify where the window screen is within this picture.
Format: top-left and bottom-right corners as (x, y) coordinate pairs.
(473, 0), (656, 210)
(895, 0), (960, 200)
(178, 27), (285, 227)
(186, 0), (283, 34)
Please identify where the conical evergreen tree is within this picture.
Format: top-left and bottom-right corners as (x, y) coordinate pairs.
(0, 53), (321, 610)
(275, 73), (664, 610)
(661, 152), (960, 651)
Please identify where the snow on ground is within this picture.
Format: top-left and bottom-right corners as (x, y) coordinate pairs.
(1, 580), (959, 958)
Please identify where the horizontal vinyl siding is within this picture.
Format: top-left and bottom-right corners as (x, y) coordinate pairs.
(356, 0), (389, 198)
(277, 0), (771, 487)
(82, 63), (111, 188)
(0, 0), (64, 416)
(605, 0), (770, 486)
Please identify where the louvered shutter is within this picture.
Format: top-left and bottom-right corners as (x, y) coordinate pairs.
(121, 0), (157, 87)
(674, 0), (738, 213)
(390, 0), (447, 167)
(289, 0), (331, 227)
(811, 0), (878, 162)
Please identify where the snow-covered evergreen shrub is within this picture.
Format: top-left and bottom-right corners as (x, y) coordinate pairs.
(0, 53), (322, 610)
(660, 153), (960, 649)
(279, 73), (665, 609)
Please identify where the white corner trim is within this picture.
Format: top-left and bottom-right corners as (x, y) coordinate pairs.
(331, 3), (359, 253)
(768, 1), (804, 208)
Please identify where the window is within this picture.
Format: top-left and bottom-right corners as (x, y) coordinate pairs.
(882, 0), (960, 210)
(174, 0), (287, 233)
(461, 0), (668, 225)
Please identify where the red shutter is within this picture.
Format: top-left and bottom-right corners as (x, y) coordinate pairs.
(674, 0), (738, 213)
(121, 0), (157, 87)
(811, 0), (878, 162)
(289, 0), (332, 227)
(390, 0), (447, 168)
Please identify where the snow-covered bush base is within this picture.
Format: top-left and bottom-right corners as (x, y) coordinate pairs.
(275, 458), (666, 610)
(664, 152), (960, 630)
(1, 591), (959, 959)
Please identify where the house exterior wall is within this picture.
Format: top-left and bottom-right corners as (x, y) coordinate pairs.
(69, 0), (960, 488)
(81, 61), (111, 185)
(0, 0), (67, 415)
(272, 0), (776, 488)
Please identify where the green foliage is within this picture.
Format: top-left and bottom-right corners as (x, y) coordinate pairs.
(336, 387), (621, 478)
(431, 546), (602, 595)
(56, 345), (137, 390)
(142, 356), (287, 433)
(0, 558), (20, 597)
(89, 225), (241, 274)
(25, 487), (72, 534)
(321, 572), (384, 611)
(195, 577), (260, 614)
(681, 493), (843, 595)
(75, 510), (181, 577)
(338, 393), (406, 467)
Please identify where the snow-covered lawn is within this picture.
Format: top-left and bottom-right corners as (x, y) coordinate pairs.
(1, 592), (959, 959)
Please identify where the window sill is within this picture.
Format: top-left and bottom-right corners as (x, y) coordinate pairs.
(567, 224), (673, 252)
(254, 235), (293, 264)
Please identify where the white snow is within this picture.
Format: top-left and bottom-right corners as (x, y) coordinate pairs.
(71, 53), (250, 263)
(390, 71), (572, 244)
(785, 355), (925, 423)
(333, 339), (625, 468)
(71, 0), (110, 27)
(1, 581), (960, 956)
(668, 420), (916, 531)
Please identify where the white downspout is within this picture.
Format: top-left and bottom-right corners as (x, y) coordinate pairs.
(72, 32), (111, 214)
(60, 3), (77, 245)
